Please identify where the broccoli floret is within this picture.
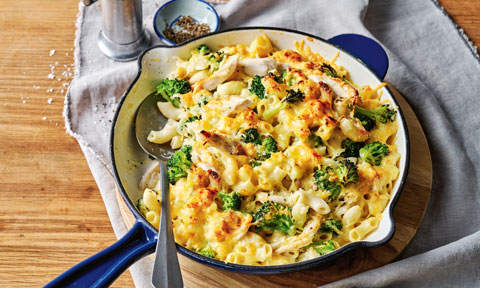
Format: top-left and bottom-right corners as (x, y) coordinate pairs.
(320, 63), (337, 78)
(359, 141), (389, 166)
(255, 135), (278, 161)
(263, 89), (305, 119)
(199, 245), (215, 258)
(249, 75), (266, 99)
(241, 128), (278, 162)
(157, 78), (191, 108)
(340, 138), (365, 157)
(355, 113), (376, 131)
(261, 136), (278, 154)
(354, 104), (396, 130)
(314, 166), (342, 200)
(308, 134), (324, 148)
(217, 191), (241, 211)
(334, 160), (359, 185)
(194, 44), (211, 55)
(314, 160), (359, 199)
(208, 51), (224, 72)
(269, 71), (286, 84)
(250, 161), (262, 168)
(166, 145), (193, 184)
(241, 128), (261, 144)
(137, 199), (149, 216)
(253, 201), (296, 236)
(312, 240), (336, 255)
(320, 220), (343, 236)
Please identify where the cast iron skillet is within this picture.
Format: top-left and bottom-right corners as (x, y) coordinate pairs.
(45, 27), (409, 288)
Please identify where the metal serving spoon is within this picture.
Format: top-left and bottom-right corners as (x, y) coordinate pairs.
(135, 92), (183, 288)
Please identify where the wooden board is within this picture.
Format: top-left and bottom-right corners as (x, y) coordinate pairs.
(0, 0), (476, 287)
(117, 86), (432, 287)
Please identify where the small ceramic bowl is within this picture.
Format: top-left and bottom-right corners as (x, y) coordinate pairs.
(153, 0), (219, 46)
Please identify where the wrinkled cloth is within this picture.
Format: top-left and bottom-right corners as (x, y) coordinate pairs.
(65, 0), (480, 287)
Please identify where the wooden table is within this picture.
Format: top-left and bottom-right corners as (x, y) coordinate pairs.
(0, 1), (478, 287)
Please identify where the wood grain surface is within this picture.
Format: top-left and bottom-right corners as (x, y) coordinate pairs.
(0, 1), (477, 287)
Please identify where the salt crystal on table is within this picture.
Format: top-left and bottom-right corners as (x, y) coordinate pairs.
(22, 100), (26, 104)
(47, 98), (53, 104)
(61, 89), (64, 93)
(49, 49), (55, 56)
(42, 116), (46, 121)
(55, 61), (59, 66)
(48, 73), (55, 80)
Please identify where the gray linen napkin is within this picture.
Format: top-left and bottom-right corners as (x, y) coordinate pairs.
(65, 0), (480, 287)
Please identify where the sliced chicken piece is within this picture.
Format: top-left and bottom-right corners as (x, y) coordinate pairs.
(205, 95), (253, 117)
(196, 130), (246, 155)
(239, 57), (277, 76)
(196, 54), (240, 91)
(220, 96), (253, 116)
(308, 74), (358, 100)
(271, 214), (322, 254)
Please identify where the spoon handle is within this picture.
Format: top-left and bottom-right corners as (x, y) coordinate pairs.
(152, 161), (183, 288)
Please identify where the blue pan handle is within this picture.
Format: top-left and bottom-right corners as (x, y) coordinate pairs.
(44, 221), (156, 288)
(329, 34), (389, 80)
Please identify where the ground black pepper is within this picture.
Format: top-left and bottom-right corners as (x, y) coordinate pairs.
(163, 16), (211, 44)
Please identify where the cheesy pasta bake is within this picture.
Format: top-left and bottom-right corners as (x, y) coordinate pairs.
(137, 34), (400, 265)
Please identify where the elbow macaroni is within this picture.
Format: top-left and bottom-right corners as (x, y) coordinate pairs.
(137, 34), (401, 265)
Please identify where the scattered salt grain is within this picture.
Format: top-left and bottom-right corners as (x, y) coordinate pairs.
(47, 98), (53, 104)
(49, 49), (55, 56)
(48, 73), (55, 80)
(57, 77), (62, 81)
(46, 88), (53, 93)
(61, 89), (64, 93)
(42, 116), (47, 121)
(62, 83), (69, 87)
(66, 52), (69, 56)
(22, 100), (26, 104)
(55, 61), (59, 66)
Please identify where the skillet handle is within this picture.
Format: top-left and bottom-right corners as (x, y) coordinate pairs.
(328, 34), (389, 80)
(44, 221), (156, 288)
